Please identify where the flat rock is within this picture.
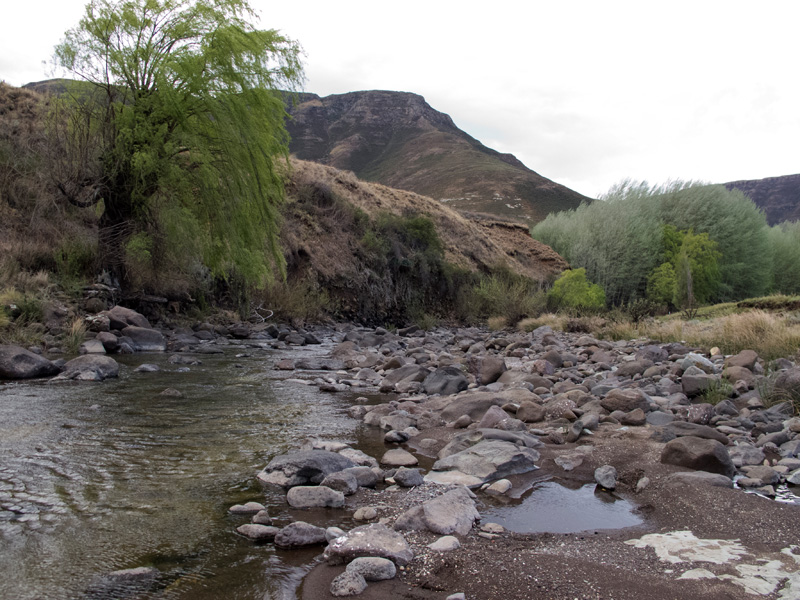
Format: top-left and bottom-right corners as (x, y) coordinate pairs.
(423, 470), (484, 488)
(380, 448), (418, 467)
(431, 440), (540, 483)
(324, 523), (414, 566)
(52, 355), (119, 381)
(236, 524), (279, 541)
(665, 471), (734, 488)
(286, 485), (345, 508)
(121, 326), (166, 351)
(664, 421), (730, 445)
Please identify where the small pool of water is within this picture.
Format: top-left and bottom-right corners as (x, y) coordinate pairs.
(480, 481), (644, 534)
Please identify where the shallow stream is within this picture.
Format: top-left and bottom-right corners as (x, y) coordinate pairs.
(0, 343), (361, 600)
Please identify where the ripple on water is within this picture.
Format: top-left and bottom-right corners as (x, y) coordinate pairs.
(0, 344), (360, 599)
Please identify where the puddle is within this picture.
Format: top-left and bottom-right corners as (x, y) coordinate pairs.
(480, 481), (643, 534)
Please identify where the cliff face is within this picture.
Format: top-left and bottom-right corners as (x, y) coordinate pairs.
(725, 174), (800, 226)
(286, 91), (590, 222)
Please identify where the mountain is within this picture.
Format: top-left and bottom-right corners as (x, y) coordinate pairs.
(724, 174), (800, 226)
(286, 90), (590, 222)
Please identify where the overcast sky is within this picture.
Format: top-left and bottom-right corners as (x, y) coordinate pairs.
(2, 0), (799, 198)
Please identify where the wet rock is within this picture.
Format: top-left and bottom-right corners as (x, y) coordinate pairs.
(660, 436), (736, 478)
(237, 524), (279, 541)
(354, 506), (378, 521)
(0, 344), (59, 379)
(423, 470), (484, 488)
(485, 479), (512, 495)
(252, 510), (272, 525)
(120, 326), (166, 351)
(324, 523), (414, 566)
(228, 501), (265, 514)
(274, 521), (328, 548)
(286, 485), (345, 508)
(52, 355), (119, 381)
(258, 450), (355, 488)
(80, 339), (106, 354)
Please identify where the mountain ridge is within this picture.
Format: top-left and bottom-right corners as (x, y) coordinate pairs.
(285, 90), (590, 222)
(724, 173), (800, 226)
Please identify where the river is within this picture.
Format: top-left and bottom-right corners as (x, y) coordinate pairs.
(0, 342), (366, 599)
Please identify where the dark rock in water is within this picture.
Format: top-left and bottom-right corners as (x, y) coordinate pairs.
(660, 436), (735, 478)
(121, 326), (166, 351)
(422, 366), (468, 396)
(85, 566), (158, 599)
(0, 344), (59, 379)
(274, 521), (328, 548)
(257, 450), (355, 488)
(284, 332), (307, 346)
(51, 355), (119, 381)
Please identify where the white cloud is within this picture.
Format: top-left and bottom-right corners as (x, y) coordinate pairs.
(2, 0), (799, 198)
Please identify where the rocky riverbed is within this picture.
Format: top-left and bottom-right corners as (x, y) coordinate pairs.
(3, 313), (800, 599)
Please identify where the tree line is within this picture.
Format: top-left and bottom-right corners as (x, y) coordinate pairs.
(532, 179), (800, 310)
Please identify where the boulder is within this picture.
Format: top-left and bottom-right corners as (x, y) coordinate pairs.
(380, 449), (418, 467)
(274, 521), (328, 548)
(773, 367), (800, 401)
(432, 440), (539, 483)
(516, 401), (545, 423)
(663, 421), (730, 445)
(346, 557), (397, 581)
(0, 345), (59, 379)
(681, 371), (718, 397)
(324, 523), (414, 566)
(594, 465), (617, 490)
(321, 471), (359, 496)
(236, 524), (279, 541)
(600, 388), (649, 413)
(724, 350), (758, 371)
(52, 355), (119, 381)
(466, 355), (507, 385)
(660, 436), (736, 478)
(330, 571), (367, 597)
(422, 366), (468, 396)
(420, 487), (479, 535)
(104, 305), (151, 330)
(286, 485), (345, 508)
(393, 467), (424, 487)
(121, 326), (166, 352)
(257, 450), (355, 488)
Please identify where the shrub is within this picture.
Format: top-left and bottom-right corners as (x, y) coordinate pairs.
(547, 268), (606, 311)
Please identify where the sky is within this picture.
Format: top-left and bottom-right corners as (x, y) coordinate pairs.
(2, 0), (799, 198)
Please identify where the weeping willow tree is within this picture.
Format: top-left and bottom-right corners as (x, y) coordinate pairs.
(52, 0), (304, 290)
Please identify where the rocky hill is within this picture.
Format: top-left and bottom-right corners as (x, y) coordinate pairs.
(286, 91), (590, 222)
(724, 173), (800, 225)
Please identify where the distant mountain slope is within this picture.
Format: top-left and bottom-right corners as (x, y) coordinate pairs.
(724, 174), (800, 225)
(286, 91), (590, 222)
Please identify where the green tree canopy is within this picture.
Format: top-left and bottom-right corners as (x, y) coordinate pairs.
(547, 268), (606, 311)
(53, 0), (303, 289)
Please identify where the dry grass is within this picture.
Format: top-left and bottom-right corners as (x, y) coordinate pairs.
(62, 317), (87, 355)
(487, 316), (508, 331)
(518, 313), (568, 332)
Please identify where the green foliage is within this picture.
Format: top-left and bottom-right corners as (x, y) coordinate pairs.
(547, 268), (606, 311)
(53, 0), (304, 289)
(766, 222), (800, 294)
(54, 237), (97, 282)
(470, 268), (547, 325)
(700, 378), (733, 406)
(532, 180), (771, 305)
(646, 262), (677, 307)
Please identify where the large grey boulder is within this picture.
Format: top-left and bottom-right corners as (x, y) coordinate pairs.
(324, 523), (414, 566)
(664, 421), (730, 445)
(52, 355), (119, 381)
(423, 366), (468, 396)
(420, 487), (479, 535)
(103, 305), (152, 330)
(660, 436), (736, 478)
(273, 521), (328, 548)
(466, 355), (507, 385)
(258, 450), (355, 488)
(432, 440), (539, 483)
(0, 345), (59, 379)
(724, 350), (758, 371)
(121, 326), (166, 352)
(286, 485), (345, 508)
(440, 392), (507, 422)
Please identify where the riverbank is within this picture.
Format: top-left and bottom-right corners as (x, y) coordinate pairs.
(251, 322), (800, 600)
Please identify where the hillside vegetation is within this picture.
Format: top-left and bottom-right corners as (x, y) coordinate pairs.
(0, 81), (568, 332)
